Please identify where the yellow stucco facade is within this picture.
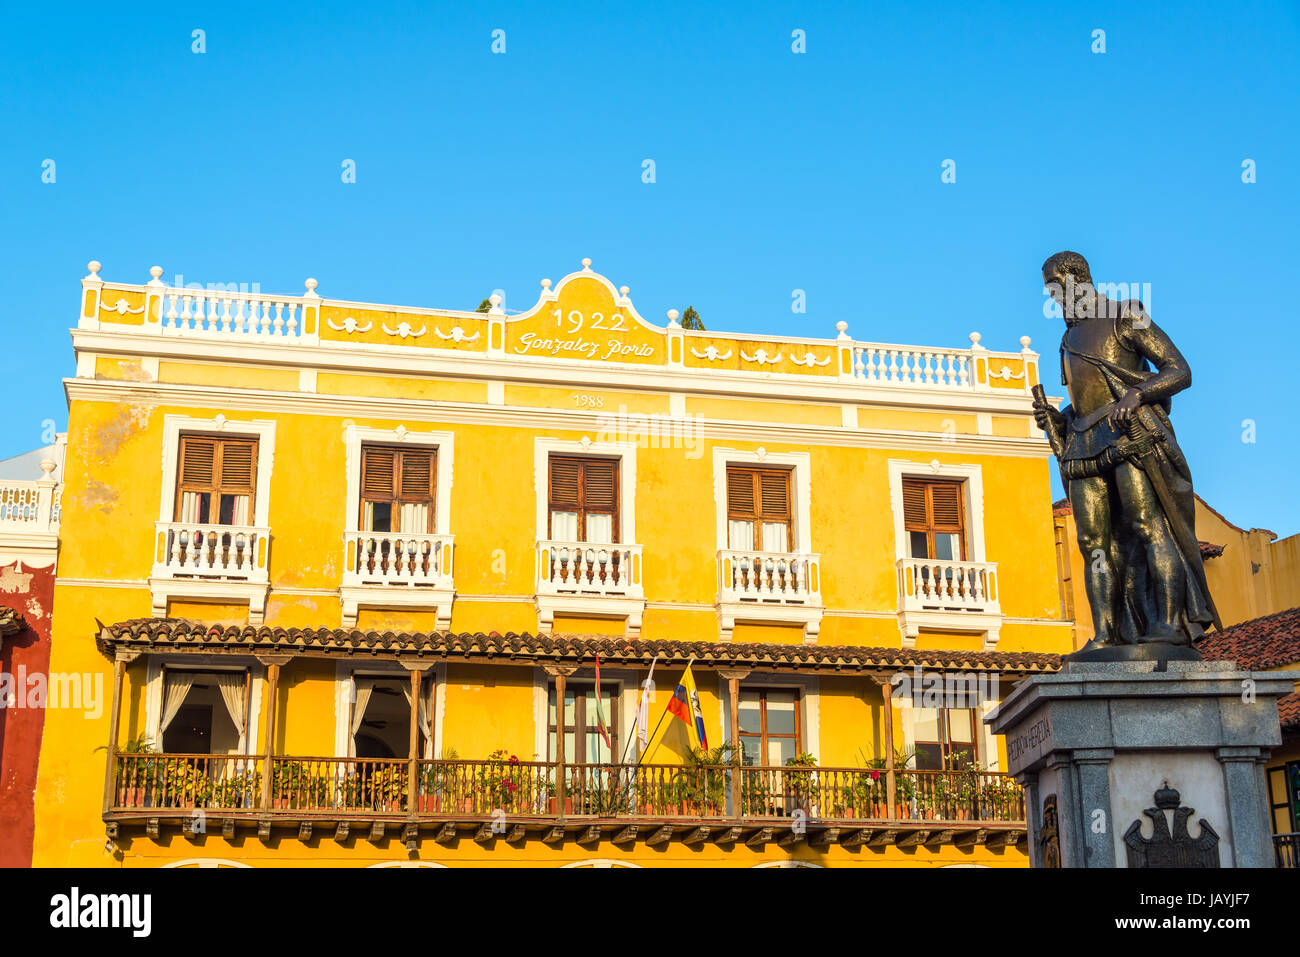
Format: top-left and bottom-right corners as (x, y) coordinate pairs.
(34, 258), (1071, 868)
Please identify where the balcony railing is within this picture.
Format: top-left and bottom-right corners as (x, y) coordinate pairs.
(0, 479), (60, 535)
(152, 522), (270, 581)
(718, 549), (821, 605)
(536, 540), (643, 597)
(107, 753), (1025, 826)
(897, 557), (999, 613)
(343, 531), (454, 589)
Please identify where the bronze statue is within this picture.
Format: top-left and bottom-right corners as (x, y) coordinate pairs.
(1033, 251), (1219, 659)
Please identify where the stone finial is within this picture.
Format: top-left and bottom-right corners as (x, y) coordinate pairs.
(581, 257), (592, 270)
(619, 285), (629, 296)
(1019, 335), (1033, 351)
(148, 265), (165, 287)
(85, 261), (102, 279)
(39, 458), (57, 478)
(835, 320), (849, 340)
(540, 278), (552, 290)
(304, 278), (319, 298)
(969, 331), (986, 350)
(666, 309), (680, 328)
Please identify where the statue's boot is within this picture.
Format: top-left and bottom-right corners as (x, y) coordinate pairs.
(1077, 635), (1122, 654)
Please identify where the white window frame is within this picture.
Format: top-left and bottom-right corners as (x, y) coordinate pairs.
(533, 437), (638, 545)
(887, 458), (1001, 648)
(158, 414), (277, 527)
(343, 425), (455, 535)
(332, 661), (445, 760)
(144, 657), (263, 756)
(532, 437), (644, 635)
(711, 447), (812, 554)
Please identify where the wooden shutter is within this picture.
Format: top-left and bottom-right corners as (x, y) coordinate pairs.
(359, 445), (436, 532)
(548, 455), (620, 541)
(175, 434), (257, 522)
(901, 477), (966, 558)
(727, 465), (793, 550)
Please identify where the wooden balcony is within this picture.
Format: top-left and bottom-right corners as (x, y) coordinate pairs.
(103, 753), (1026, 850)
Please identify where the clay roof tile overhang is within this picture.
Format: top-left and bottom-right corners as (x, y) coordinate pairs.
(96, 618), (1063, 678)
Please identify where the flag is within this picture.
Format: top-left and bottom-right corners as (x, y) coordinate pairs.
(666, 665), (708, 751)
(594, 655), (612, 751)
(636, 657), (657, 751)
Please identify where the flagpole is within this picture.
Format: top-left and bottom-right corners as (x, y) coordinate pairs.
(637, 656), (695, 767)
(617, 654), (658, 768)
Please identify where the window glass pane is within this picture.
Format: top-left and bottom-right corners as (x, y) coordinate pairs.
(909, 531), (929, 559)
(934, 533), (960, 561)
(740, 737), (760, 766)
(547, 688), (556, 725)
(551, 510), (579, 541)
(728, 520), (755, 551)
(769, 738), (795, 766)
(949, 709), (975, 744)
(914, 707), (940, 741)
(366, 501), (392, 532)
(585, 512), (613, 544)
(218, 494), (249, 526)
(761, 522), (788, 552)
(915, 743), (943, 771)
(564, 731), (576, 762)
(765, 692), (796, 735)
(738, 693), (761, 734)
(563, 690), (576, 725)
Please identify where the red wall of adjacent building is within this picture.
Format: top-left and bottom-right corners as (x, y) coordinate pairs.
(0, 560), (55, 868)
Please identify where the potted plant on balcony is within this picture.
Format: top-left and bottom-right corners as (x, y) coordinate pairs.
(479, 750), (523, 814)
(370, 765), (407, 812)
(209, 766), (261, 810)
(672, 745), (737, 816)
(273, 760), (315, 809)
(106, 734), (160, 808)
(978, 774), (1022, 822)
(855, 747), (918, 818)
(783, 752), (819, 815)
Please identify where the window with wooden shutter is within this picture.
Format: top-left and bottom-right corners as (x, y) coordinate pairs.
(902, 477), (966, 560)
(547, 455), (619, 543)
(359, 445), (436, 532)
(726, 465), (792, 552)
(175, 434), (257, 525)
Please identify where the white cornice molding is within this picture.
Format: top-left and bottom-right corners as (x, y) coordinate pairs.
(70, 328), (1056, 415)
(65, 378), (1053, 460)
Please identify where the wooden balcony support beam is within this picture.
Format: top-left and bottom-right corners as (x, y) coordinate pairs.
(926, 829), (954, 847)
(578, 825), (602, 846)
(612, 825), (638, 846)
(777, 828), (803, 848)
(648, 825), (674, 847)
(714, 826), (743, 846)
(684, 826), (711, 846)
(435, 823), (457, 845)
(222, 818), (235, 840)
(542, 826), (566, 846)
(897, 829), (930, 847)
(745, 826), (774, 848)
(299, 822), (313, 842)
(368, 820), (385, 843)
(809, 826), (839, 847)
(506, 824), (528, 845)
(335, 822), (350, 842)
(841, 828), (872, 847)
(403, 822), (419, 851)
(257, 819), (271, 841)
(474, 823), (494, 844)
(953, 828), (987, 848)
(868, 828), (899, 847)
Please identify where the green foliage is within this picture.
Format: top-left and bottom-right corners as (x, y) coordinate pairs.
(476, 298), (493, 313)
(679, 305), (704, 331)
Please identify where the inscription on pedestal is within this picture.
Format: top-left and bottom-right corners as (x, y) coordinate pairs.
(1006, 713), (1053, 773)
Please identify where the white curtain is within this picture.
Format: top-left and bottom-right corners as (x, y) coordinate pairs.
(229, 494), (250, 526)
(213, 672), (248, 751)
(728, 519), (755, 551)
(551, 510), (578, 541)
(400, 502), (429, 533)
(350, 677), (374, 747)
(762, 522), (788, 553)
(585, 513), (613, 544)
(159, 671), (194, 734)
(179, 491), (202, 523)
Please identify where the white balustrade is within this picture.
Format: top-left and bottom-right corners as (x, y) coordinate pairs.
(718, 549), (820, 605)
(897, 558), (999, 613)
(157, 287), (312, 341)
(537, 540), (643, 597)
(152, 522), (270, 581)
(0, 480), (60, 534)
(344, 531), (454, 588)
(852, 344), (971, 389)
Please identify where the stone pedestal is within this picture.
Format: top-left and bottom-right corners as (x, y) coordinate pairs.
(987, 659), (1291, 868)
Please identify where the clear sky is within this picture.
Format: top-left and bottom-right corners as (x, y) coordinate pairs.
(3, 1), (1297, 534)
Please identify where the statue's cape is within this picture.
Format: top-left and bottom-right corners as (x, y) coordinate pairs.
(1057, 336), (1214, 644)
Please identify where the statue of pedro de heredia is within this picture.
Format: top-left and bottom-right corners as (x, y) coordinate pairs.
(1032, 251), (1220, 659)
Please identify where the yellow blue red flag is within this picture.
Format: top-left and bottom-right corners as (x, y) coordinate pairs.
(665, 665), (708, 750)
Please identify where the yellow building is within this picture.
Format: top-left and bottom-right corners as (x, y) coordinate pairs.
(33, 258), (1073, 868)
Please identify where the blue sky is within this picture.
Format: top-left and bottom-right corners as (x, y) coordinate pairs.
(3, 1), (1297, 534)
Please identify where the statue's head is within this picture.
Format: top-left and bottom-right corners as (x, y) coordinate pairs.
(1042, 250), (1095, 323)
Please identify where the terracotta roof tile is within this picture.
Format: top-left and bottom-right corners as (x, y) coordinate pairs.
(97, 618), (1063, 675)
(1279, 692), (1300, 732)
(1196, 606), (1300, 670)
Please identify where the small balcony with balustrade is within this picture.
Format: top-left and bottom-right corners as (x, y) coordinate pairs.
(150, 521), (272, 623)
(340, 530), (456, 629)
(716, 549), (823, 642)
(534, 540), (645, 636)
(896, 557), (1002, 649)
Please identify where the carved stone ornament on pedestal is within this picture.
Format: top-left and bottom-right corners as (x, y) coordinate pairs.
(1122, 782), (1220, 868)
